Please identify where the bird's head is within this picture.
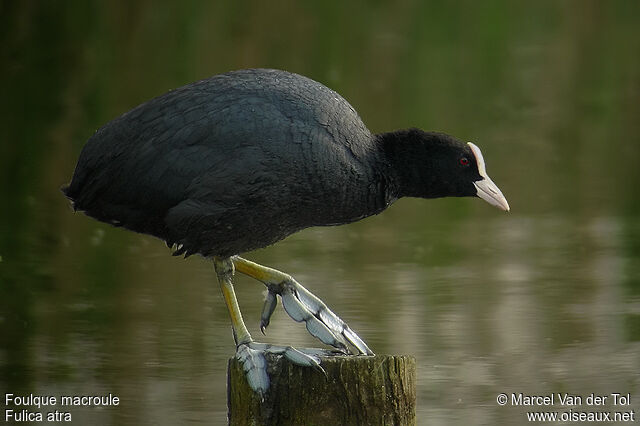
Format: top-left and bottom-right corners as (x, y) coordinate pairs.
(382, 129), (510, 211)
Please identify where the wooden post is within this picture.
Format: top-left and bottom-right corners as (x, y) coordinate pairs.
(227, 354), (416, 425)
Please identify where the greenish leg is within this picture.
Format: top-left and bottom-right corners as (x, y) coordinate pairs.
(213, 256), (331, 399)
(213, 257), (252, 345)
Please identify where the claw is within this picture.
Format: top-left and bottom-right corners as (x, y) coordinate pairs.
(235, 342), (331, 398)
(260, 291), (277, 334)
(343, 326), (373, 355)
(263, 345), (325, 374)
(282, 347), (325, 376)
(236, 343), (269, 401)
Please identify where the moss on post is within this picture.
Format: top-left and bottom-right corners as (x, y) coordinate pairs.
(228, 354), (416, 425)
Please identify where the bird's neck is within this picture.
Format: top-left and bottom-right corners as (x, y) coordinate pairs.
(376, 129), (449, 200)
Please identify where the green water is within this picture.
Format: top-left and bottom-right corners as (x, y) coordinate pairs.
(1, 2), (639, 425)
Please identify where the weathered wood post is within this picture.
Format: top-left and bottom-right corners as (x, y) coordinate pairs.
(228, 354), (416, 425)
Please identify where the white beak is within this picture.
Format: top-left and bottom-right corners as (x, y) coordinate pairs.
(468, 142), (510, 212)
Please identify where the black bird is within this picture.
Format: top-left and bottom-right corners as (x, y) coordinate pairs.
(63, 68), (509, 396)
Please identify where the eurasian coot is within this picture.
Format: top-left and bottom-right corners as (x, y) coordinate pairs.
(63, 68), (509, 396)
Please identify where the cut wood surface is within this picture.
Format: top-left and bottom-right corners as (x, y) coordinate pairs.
(228, 354), (416, 425)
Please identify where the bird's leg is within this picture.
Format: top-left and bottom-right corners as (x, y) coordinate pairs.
(213, 257), (330, 399)
(231, 256), (374, 356)
(213, 257), (253, 345)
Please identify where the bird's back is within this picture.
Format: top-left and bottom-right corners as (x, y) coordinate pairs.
(64, 69), (385, 257)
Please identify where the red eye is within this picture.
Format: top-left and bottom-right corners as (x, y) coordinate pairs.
(459, 157), (470, 166)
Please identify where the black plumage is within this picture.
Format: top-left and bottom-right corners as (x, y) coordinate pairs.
(64, 68), (501, 258)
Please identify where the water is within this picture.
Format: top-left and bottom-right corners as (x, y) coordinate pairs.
(1, 2), (639, 425)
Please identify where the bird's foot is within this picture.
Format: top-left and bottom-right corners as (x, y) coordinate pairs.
(259, 274), (374, 356)
(235, 341), (338, 399)
(231, 256), (374, 357)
